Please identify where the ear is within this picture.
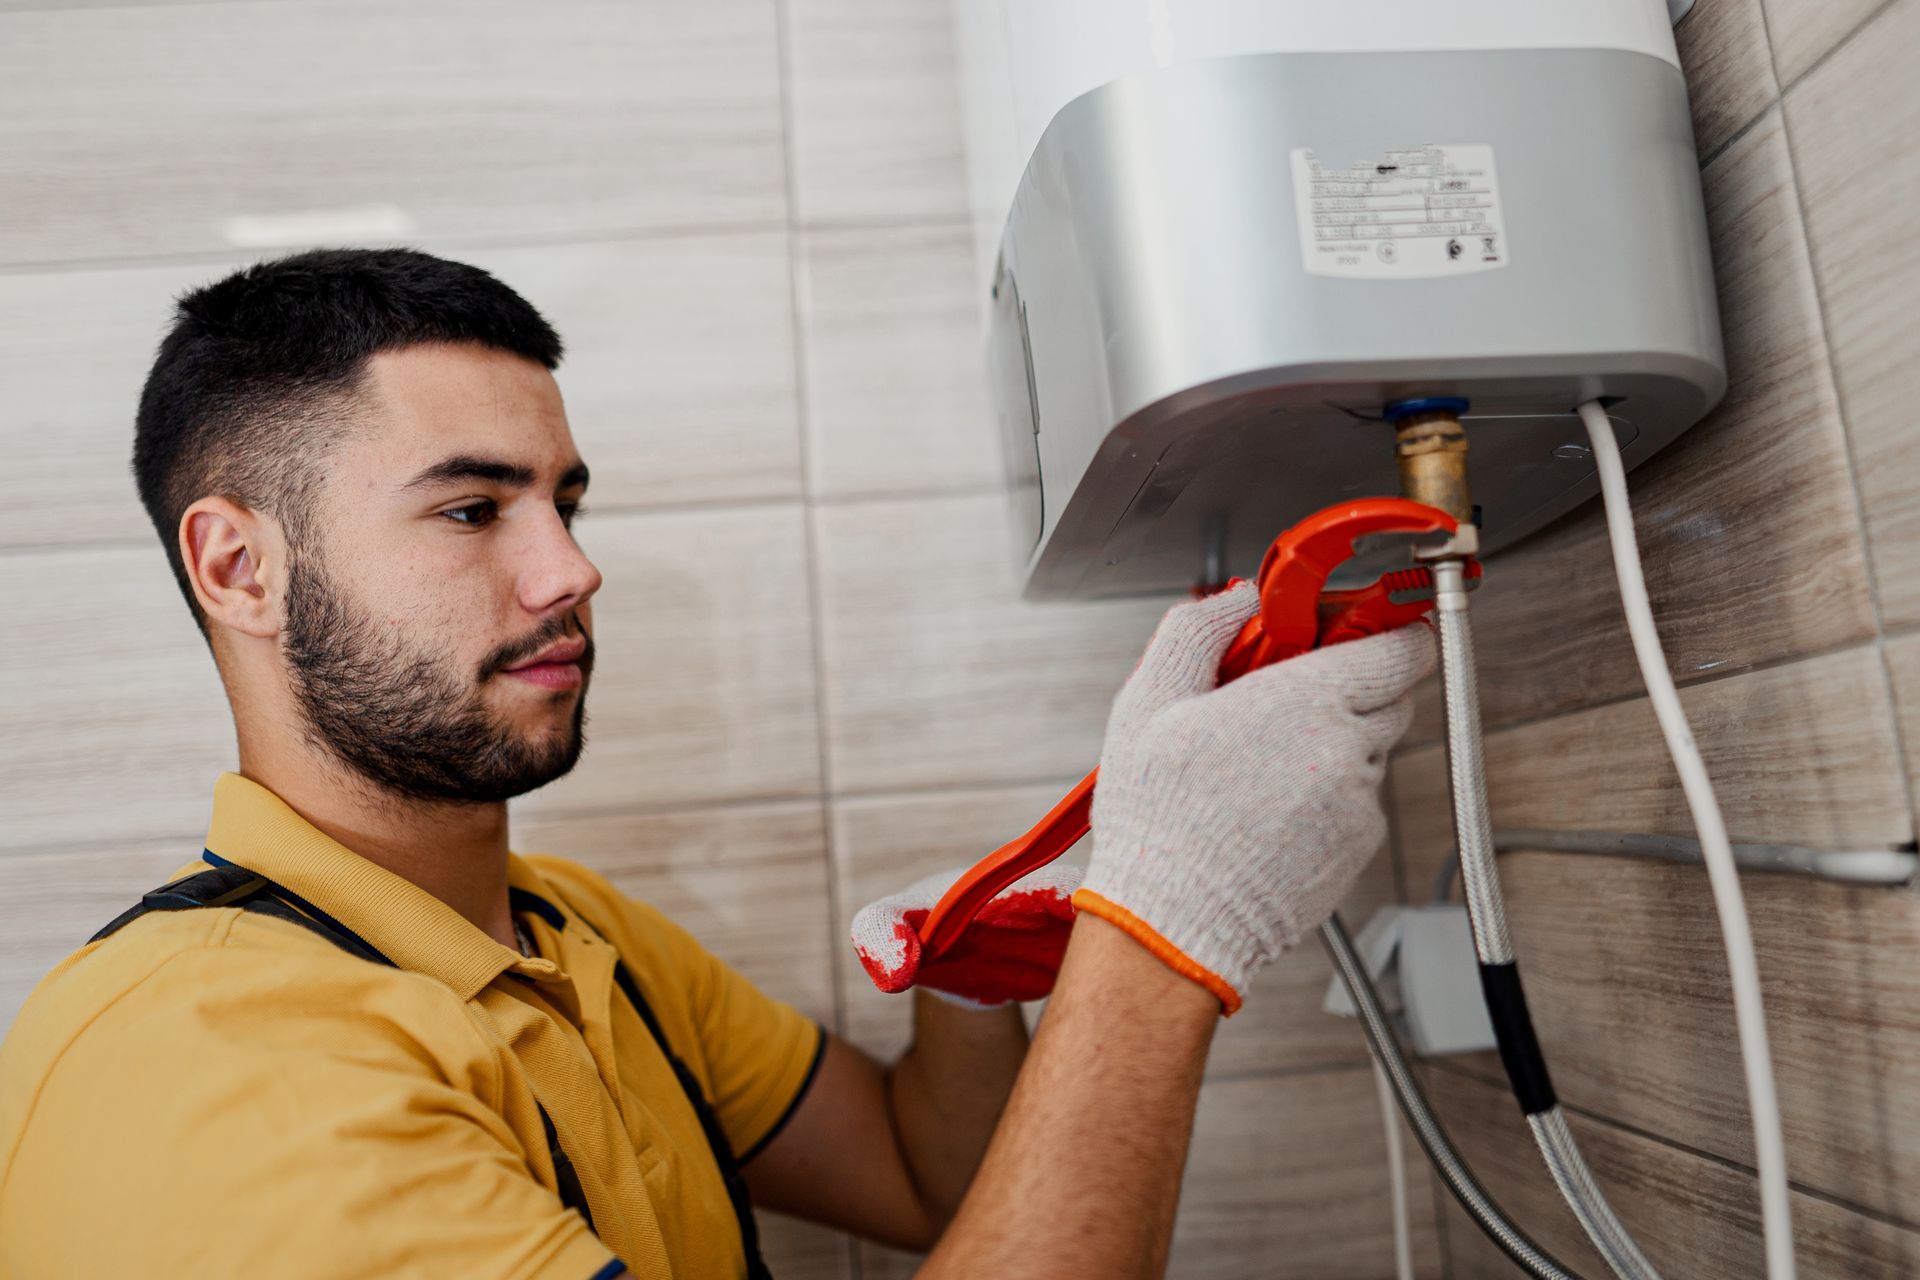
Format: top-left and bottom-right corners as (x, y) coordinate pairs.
(181, 496), (287, 640)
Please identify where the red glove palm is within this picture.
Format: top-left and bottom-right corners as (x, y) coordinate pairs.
(851, 863), (1082, 1007)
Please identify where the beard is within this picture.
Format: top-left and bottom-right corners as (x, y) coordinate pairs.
(280, 554), (593, 805)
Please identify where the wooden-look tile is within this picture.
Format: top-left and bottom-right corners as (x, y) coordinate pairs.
(796, 225), (998, 499)
(509, 800), (833, 1024)
(1675, 0), (1779, 157)
(0, 233), (803, 552)
(828, 783), (1391, 1076)
(1391, 646), (1920, 1222)
(784, 0), (969, 225)
(512, 506), (821, 818)
(1786, 0), (1920, 626)
(1426, 1066), (1920, 1278)
(1393, 642), (1910, 886)
(459, 236), (802, 510)
(755, 1214), (851, 1280)
(1170, 1070), (1442, 1278)
(864, 1069), (1444, 1280)
(1882, 631), (1920, 796)
(0, 260), (246, 549)
(0, 545), (234, 852)
(0, 1), (783, 267)
(813, 493), (1171, 793)
(1401, 110), (1873, 743)
(1763, 0), (1895, 86)
(0, 842), (199, 1034)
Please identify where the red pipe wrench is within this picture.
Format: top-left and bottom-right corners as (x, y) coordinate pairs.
(917, 497), (1479, 961)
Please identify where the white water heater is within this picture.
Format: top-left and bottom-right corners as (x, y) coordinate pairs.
(952, 0), (1724, 597)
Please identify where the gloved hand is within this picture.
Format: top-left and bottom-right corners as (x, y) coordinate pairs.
(851, 862), (1082, 1007)
(1073, 581), (1435, 1014)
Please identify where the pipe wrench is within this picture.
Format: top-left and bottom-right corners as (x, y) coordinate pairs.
(917, 497), (1480, 961)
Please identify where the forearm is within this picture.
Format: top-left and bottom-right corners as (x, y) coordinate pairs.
(887, 990), (1030, 1223)
(918, 914), (1219, 1279)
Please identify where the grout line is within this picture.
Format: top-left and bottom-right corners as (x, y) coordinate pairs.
(1771, 38), (1920, 849)
(1697, 101), (1779, 171)
(1773, 0), (1902, 98)
(0, 483), (1008, 562)
(767, 1), (863, 1273)
(1200, 1060), (1375, 1087)
(1393, 632), (1889, 756)
(0, 217), (795, 279)
(1423, 1058), (1920, 1237)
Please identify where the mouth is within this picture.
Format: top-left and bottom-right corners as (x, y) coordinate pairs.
(500, 635), (588, 691)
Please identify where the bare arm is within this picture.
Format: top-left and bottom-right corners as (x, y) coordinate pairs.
(919, 914), (1217, 1277)
(743, 992), (1029, 1250)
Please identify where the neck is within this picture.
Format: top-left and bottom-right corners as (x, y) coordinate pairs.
(235, 734), (518, 950)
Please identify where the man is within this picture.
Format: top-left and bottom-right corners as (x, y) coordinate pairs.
(0, 249), (1432, 1277)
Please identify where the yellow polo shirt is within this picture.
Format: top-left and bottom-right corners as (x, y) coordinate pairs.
(0, 772), (825, 1278)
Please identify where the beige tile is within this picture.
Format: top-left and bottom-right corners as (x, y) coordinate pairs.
(0, 1), (784, 267)
(1675, 0), (1779, 157)
(1427, 1066), (1920, 1279)
(0, 842), (199, 1035)
(813, 493), (1171, 793)
(756, 1214), (852, 1280)
(785, 0), (969, 225)
(0, 260), (250, 549)
(797, 225), (998, 499)
(513, 506), (821, 818)
(509, 800), (833, 1025)
(1170, 1070), (1442, 1278)
(459, 236), (802, 510)
(1392, 646), (1920, 1222)
(1883, 631), (1920, 795)
(1406, 110), (1872, 740)
(0, 545), (235, 852)
(829, 783), (1393, 1075)
(1393, 642), (1910, 888)
(1786, 0), (1920, 626)
(1764, 0), (1894, 86)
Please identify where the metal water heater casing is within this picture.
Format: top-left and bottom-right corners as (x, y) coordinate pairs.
(953, 0), (1725, 596)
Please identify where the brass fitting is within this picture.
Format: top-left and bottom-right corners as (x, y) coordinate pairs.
(1394, 410), (1472, 526)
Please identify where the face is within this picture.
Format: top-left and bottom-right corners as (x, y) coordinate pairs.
(280, 343), (603, 804)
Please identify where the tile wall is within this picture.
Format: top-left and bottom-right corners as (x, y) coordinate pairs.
(0, 2), (1429, 1275)
(1397, 0), (1920, 1274)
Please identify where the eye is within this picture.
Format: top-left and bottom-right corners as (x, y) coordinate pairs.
(559, 501), (589, 529)
(441, 499), (497, 528)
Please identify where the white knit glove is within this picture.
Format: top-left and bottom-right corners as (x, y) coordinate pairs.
(1072, 581), (1436, 1014)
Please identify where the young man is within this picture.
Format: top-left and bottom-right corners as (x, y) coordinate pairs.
(0, 249), (1432, 1277)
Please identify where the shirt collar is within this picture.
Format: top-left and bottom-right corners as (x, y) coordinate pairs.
(202, 771), (565, 1001)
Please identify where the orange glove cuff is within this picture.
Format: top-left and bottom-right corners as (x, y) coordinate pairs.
(1070, 888), (1242, 1016)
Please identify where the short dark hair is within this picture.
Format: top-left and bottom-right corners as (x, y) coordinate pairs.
(132, 246), (564, 635)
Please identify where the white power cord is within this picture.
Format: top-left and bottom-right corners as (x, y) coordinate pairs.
(1577, 398), (1796, 1278)
(1373, 1059), (1416, 1280)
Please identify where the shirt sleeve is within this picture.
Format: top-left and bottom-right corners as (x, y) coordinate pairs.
(681, 931), (828, 1161)
(0, 940), (622, 1280)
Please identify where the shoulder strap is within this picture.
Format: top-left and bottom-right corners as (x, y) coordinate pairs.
(91, 859), (600, 1240)
(543, 894), (774, 1280)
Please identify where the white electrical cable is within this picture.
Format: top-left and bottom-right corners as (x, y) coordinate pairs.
(1373, 1059), (1416, 1280)
(1577, 399), (1796, 1278)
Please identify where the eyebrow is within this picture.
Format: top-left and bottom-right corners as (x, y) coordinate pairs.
(398, 454), (590, 494)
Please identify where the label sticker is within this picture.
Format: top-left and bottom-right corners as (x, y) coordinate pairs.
(1291, 144), (1508, 279)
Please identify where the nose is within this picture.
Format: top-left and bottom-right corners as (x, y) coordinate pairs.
(519, 506), (604, 620)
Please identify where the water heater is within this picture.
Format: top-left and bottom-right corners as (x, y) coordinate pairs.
(952, 0), (1724, 596)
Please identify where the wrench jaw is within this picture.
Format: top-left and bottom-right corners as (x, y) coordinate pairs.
(916, 495), (1482, 965)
